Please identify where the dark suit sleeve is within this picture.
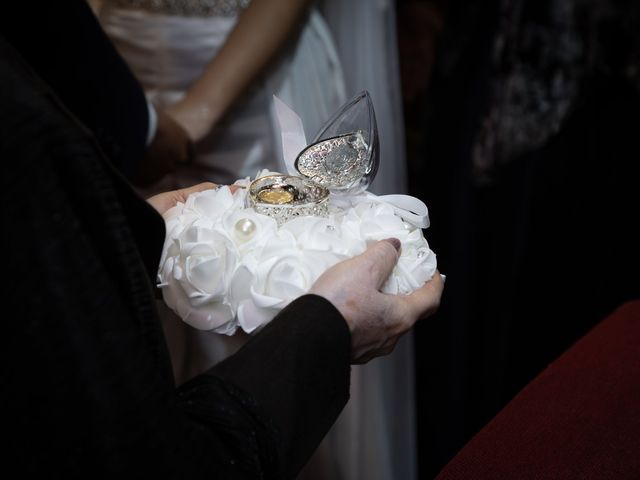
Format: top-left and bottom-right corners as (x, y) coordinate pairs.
(1, 37), (350, 479)
(175, 296), (351, 479)
(0, 0), (149, 179)
(207, 295), (352, 478)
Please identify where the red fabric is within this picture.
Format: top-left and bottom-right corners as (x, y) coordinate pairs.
(436, 301), (640, 480)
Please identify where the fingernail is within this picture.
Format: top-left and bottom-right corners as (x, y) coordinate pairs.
(384, 238), (401, 252)
(440, 274), (447, 283)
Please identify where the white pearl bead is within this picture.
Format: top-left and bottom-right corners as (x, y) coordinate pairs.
(234, 218), (256, 241)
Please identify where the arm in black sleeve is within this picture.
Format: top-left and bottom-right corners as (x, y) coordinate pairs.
(0, 0), (149, 179)
(196, 295), (351, 478)
(1, 37), (350, 479)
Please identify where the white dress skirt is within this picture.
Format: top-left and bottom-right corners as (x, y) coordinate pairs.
(99, 2), (415, 479)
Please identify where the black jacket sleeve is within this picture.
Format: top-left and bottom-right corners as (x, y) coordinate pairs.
(0, 0), (150, 180)
(208, 295), (351, 478)
(1, 37), (350, 479)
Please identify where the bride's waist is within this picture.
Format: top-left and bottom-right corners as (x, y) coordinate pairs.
(99, 6), (237, 90)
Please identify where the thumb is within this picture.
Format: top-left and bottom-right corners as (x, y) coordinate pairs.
(359, 238), (401, 290)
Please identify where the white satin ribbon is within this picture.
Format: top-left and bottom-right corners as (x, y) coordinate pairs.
(333, 191), (430, 229)
(273, 94), (306, 176)
(374, 193), (430, 229)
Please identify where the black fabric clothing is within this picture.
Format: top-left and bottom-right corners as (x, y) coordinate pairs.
(1, 37), (350, 479)
(410, 0), (640, 476)
(0, 0), (150, 180)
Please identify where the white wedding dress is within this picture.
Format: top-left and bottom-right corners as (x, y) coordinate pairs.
(98, 1), (415, 479)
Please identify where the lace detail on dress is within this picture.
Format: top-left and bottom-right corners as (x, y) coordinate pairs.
(110, 0), (250, 17)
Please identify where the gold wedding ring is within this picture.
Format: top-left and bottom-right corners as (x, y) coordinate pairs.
(248, 175), (329, 225)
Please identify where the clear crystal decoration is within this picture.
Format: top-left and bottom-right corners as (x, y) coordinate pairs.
(248, 91), (379, 225)
(295, 90), (379, 195)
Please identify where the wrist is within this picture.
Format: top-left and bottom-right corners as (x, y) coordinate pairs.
(306, 290), (356, 333)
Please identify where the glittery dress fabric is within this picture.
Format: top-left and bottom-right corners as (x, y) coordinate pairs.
(110, 0), (251, 17)
(0, 35), (351, 479)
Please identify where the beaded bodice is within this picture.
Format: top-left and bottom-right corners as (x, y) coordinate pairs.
(109, 0), (250, 16)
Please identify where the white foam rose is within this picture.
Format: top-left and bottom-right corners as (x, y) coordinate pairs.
(160, 186), (244, 264)
(383, 228), (437, 294)
(341, 200), (437, 294)
(184, 185), (247, 220)
(344, 202), (411, 241)
(159, 201), (199, 273)
(229, 230), (345, 333)
(159, 222), (239, 333)
(280, 215), (365, 256)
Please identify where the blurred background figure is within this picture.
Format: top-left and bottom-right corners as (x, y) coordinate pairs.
(398, 0), (640, 477)
(91, 0), (416, 479)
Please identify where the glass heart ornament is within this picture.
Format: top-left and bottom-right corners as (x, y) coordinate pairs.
(295, 90), (379, 195)
(248, 90), (380, 224)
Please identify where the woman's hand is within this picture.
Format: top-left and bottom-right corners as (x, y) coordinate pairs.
(163, 0), (314, 143)
(165, 100), (212, 143)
